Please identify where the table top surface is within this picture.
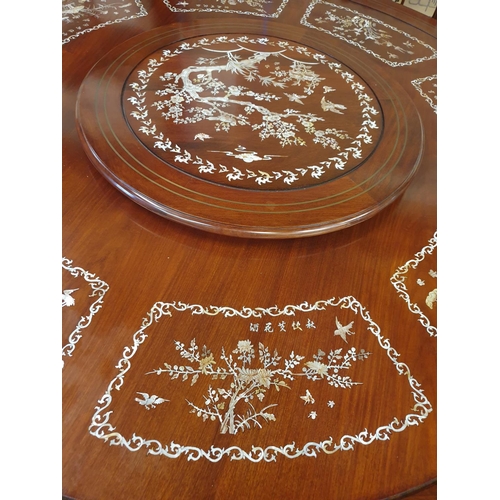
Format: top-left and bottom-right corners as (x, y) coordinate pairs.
(62, 1), (437, 498)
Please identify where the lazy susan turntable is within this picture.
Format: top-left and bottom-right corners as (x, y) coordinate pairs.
(76, 20), (423, 238)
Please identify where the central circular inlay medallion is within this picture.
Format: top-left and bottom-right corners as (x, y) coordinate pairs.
(123, 34), (383, 190)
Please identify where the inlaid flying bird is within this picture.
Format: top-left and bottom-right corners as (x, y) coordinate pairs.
(321, 96), (347, 114)
(62, 289), (78, 307)
(135, 392), (169, 410)
(334, 317), (355, 343)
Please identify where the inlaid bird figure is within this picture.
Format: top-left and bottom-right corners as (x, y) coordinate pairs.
(321, 96), (347, 114)
(300, 389), (315, 405)
(334, 317), (355, 343)
(194, 133), (212, 141)
(135, 392), (169, 410)
(62, 289), (78, 307)
(284, 93), (307, 105)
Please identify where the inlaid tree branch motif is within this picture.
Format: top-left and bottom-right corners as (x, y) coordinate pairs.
(147, 338), (370, 434)
(148, 48), (347, 150)
(303, 347), (370, 387)
(301, 1), (437, 67)
(125, 36), (381, 186)
(62, 0), (147, 45)
(162, 0), (289, 18)
(90, 298), (433, 461)
(62, 2), (130, 22)
(314, 10), (416, 59)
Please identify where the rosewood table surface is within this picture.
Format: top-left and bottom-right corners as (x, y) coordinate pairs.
(62, 1), (437, 498)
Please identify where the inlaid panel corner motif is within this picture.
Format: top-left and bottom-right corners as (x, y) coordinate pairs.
(390, 232), (437, 336)
(301, 0), (437, 67)
(62, 0), (148, 44)
(62, 257), (109, 366)
(162, 0), (289, 18)
(411, 75), (437, 113)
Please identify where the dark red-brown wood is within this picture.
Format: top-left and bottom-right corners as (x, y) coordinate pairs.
(63, 1), (437, 498)
(76, 19), (424, 238)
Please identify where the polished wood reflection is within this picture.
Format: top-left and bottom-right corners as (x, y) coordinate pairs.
(63, 1), (437, 498)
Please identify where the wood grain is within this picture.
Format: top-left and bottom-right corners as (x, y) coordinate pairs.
(62, 1), (437, 498)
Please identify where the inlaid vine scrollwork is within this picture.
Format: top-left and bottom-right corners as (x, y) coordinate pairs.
(62, 0), (147, 44)
(301, 1), (437, 67)
(89, 296), (433, 461)
(411, 75), (437, 113)
(390, 232), (437, 336)
(162, 0), (289, 18)
(125, 35), (381, 188)
(62, 257), (109, 366)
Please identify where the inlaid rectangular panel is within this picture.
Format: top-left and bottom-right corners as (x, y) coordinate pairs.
(390, 233), (437, 336)
(162, 0), (289, 18)
(411, 75), (437, 113)
(301, 0), (437, 67)
(62, 0), (147, 44)
(89, 296), (432, 461)
(62, 257), (109, 366)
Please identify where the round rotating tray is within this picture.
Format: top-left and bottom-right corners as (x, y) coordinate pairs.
(76, 20), (423, 238)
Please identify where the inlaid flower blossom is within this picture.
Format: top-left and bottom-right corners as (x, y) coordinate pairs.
(147, 337), (370, 434)
(199, 353), (216, 374)
(236, 339), (253, 353)
(125, 35), (382, 187)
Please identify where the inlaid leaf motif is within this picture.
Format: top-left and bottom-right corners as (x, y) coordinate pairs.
(89, 297), (433, 462)
(124, 36), (381, 188)
(147, 338), (369, 434)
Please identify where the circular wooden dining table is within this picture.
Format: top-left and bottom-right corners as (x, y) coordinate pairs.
(62, 0), (437, 498)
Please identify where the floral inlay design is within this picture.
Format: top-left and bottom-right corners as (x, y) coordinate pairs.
(411, 75), (437, 113)
(162, 0), (288, 18)
(124, 35), (382, 189)
(62, 257), (109, 365)
(301, 1), (437, 67)
(425, 289), (437, 309)
(146, 338), (369, 434)
(390, 232), (437, 336)
(62, 0), (147, 45)
(89, 297), (432, 461)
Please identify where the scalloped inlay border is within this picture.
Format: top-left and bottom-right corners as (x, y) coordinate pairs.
(162, 0), (289, 18)
(301, 0), (437, 67)
(62, 257), (109, 366)
(411, 75), (437, 113)
(125, 35), (382, 189)
(390, 232), (437, 336)
(62, 0), (148, 45)
(89, 296), (432, 461)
